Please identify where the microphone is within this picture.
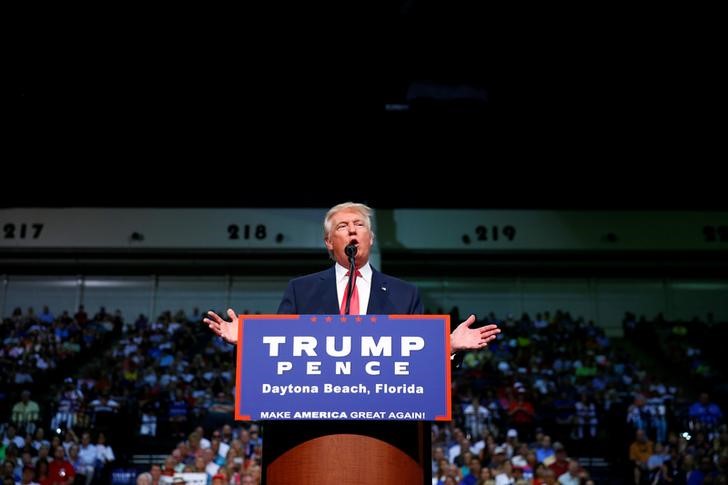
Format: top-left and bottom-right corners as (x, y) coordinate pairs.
(345, 243), (357, 259)
(344, 243), (357, 314)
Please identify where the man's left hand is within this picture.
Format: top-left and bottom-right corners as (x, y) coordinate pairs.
(450, 315), (500, 352)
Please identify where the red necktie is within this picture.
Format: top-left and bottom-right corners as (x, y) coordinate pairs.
(341, 270), (362, 315)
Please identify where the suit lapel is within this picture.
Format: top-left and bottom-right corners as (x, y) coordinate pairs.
(367, 268), (394, 315)
(311, 267), (340, 314)
(312, 266), (396, 315)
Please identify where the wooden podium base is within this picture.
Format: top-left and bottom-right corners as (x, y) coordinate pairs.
(262, 421), (430, 485)
(267, 434), (422, 485)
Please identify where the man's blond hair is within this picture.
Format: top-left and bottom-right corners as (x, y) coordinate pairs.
(323, 202), (375, 259)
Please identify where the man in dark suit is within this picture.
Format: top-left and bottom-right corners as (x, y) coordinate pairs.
(203, 202), (501, 483)
(204, 202), (500, 351)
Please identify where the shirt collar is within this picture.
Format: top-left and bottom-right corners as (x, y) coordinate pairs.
(335, 261), (371, 282)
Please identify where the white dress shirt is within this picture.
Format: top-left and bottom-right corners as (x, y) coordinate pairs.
(335, 262), (372, 315)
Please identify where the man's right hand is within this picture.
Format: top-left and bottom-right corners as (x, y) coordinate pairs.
(203, 308), (239, 344)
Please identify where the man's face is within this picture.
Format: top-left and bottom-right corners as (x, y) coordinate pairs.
(325, 209), (374, 268)
(22, 467), (34, 483)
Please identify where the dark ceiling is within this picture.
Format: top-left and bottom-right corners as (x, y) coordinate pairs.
(7, 4), (724, 209)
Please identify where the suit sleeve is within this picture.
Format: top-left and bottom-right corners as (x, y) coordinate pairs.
(451, 350), (465, 369)
(411, 286), (424, 315)
(277, 281), (297, 314)
(410, 285), (463, 367)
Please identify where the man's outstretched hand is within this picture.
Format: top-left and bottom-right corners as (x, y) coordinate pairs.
(203, 309), (238, 344)
(450, 315), (500, 352)
(204, 310), (499, 350)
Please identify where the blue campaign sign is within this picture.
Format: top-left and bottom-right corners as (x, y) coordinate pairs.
(235, 315), (452, 421)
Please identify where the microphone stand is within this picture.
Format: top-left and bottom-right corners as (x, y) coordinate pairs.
(344, 245), (357, 315)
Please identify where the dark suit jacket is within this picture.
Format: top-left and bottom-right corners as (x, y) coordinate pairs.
(277, 266), (423, 315)
(276, 265), (463, 367)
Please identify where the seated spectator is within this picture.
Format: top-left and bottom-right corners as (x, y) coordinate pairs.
(463, 398), (491, 441)
(2, 425), (25, 449)
(167, 389), (189, 438)
(76, 432), (97, 485)
(12, 391), (41, 435)
(35, 444), (51, 467)
(67, 444), (87, 484)
(31, 428), (50, 452)
(535, 435), (555, 465)
(39, 307), (54, 325)
(136, 472), (152, 485)
(149, 464), (162, 485)
(48, 446), (74, 485)
(74, 306), (88, 326)
(556, 459), (582, 485)
(51, 379), (84, 432)
(34, 458), (52, 485)
(688, 392), (723, 432)
(88, 392), (119, 433)
(18, 465), (37, 485)
(211, 472), (227, 485)
(95, 431), (115, 470)
(548, 444), (569, 479)
(629, 429), (653, 485)
(461, 456), (482, 485)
